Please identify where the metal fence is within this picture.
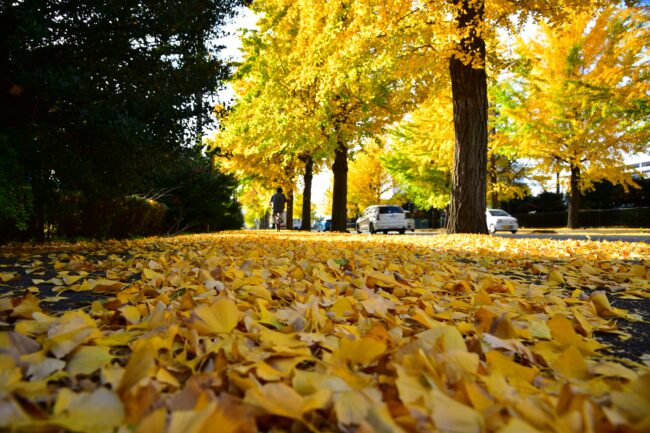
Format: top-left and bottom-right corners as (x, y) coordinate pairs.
(514, 207), (650, 228)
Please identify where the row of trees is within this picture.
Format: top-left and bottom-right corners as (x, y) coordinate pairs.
(213, 0), (648, 231)
(1, 1), (245, 240)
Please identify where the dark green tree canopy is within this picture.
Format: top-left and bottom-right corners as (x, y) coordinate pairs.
(1, 0), (243, 239)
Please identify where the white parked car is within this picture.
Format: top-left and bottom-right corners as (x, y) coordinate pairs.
(405, 213), (415, 232)
(486, 209), (518, 234)
(356, 205), (409, 234)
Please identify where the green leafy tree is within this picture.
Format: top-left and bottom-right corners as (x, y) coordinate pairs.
(1, 0), (241, 240)
(0, 136), (32, 235)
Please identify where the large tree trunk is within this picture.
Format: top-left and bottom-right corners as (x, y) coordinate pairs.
(446, 0), (488, 234)
(286, 190), (294, 230)
(331, 141), (348, 232)
(489, 153), (499, 209)
(567, 165), (581, 228)
(301, 156), (313, 230)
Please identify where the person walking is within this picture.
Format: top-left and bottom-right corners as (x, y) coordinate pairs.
(269, 187), (287, 231)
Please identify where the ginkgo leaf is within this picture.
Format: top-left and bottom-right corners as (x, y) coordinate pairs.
(51, 387), (124, 433)
(547, 313), (604, 355)
(486, 351), (538, 385)
(47, 311), (100, 358)
(133, 408), (166, 433)
(62, 275), (83, 285)
(499, 418), (543, 433)
(589, 292), (617, 317)
(259, 328), (307, 348)
(429, 389), (485, 433)
(91, 279), (126, 293)
(0, 272), (17, 282)
(547, 269), (565, 284)
(2, 229), (649, 433)
(119, 305), (141, 324)
(22, 350), (66, 380)
(334, 390), (371, 426)
(552, 345), (590, 380)
(10, 293), (41, 319)
(67, 345), (114, 376)
(335, 336), (387, 366)
(244, 382), (330, 420)
(201, 395), (257, 433)
(417, 326), (467, 352)
(190, 298), (242, 334)
(168, 403), (217, 433)
(117, 344), (156, 394)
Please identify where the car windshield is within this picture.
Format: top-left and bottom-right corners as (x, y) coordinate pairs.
(488, 210), (509, 216)
(379, 206), (404, 214)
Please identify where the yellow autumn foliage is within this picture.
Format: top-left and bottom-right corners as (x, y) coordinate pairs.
(0, 231), (648, 432)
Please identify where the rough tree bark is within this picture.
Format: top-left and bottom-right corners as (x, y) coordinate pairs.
(489, 153), (499, 209)
(300, 156), (313, 230)
(331, 140), (348, 232)
(446, 0), (489, 234)
(568, 165), (581, 228)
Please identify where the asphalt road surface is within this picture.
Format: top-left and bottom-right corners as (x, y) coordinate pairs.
(406, 231), (650, 243)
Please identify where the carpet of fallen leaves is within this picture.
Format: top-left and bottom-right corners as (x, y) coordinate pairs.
(1, 231), (649, 433)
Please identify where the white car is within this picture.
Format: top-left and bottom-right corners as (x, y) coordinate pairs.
(356, 205), (409, 234)
(406, 218), (415, 232)
(486, 209), (518, 234)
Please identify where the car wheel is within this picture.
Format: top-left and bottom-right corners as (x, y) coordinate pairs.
(369, 223), (376, 234)
(511, 230), (518, 234)
(356, 224), (361, 233)
(488, 224), (496, 234)
(411, 229), (415, 232)
(399, 229), (405, 234)
(382, 230), (388, 234)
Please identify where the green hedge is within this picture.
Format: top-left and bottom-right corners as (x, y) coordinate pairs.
(514, 207), (650, 228)
(51, 195), (167, 240)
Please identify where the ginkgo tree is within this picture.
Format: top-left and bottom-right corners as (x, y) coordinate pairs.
(208, 3), (327, 230)
(381, 83), (527, 213)
(506, 4), (650, 228)
(347, 141), (396, 218)
(347, 0), (611, 233)
(382, 90), (455, 211)
(285, 0), (423, 231)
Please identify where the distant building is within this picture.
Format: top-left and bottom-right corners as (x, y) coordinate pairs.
(626, 158), (650, 178)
